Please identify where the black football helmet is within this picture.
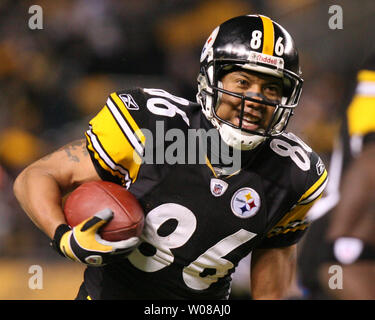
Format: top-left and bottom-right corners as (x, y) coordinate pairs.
(197, 15), (303, 150)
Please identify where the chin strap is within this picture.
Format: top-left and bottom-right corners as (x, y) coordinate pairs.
(219, 122), (267, 150)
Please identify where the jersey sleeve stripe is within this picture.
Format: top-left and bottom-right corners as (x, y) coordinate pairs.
(85, 128), (131, 188)
(106, 97), (145, 157)
(87, 102), (144, 184)
(110, 93), (146, 145)
(298, 169), (328, 203)
(266, 195), (321, 238)
(298, 176), (328, 205)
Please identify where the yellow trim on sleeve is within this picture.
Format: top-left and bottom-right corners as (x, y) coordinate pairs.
(110, 93), (146, 146)
(267, 194), (322, 238)
(267, 169), (328, 238)
(298, 169), (327, 202)
(86, 98), (144, 183)
(85, 129), (126, 183)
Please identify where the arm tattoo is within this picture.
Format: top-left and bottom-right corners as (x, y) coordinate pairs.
(63, 140), (88, 162)
(40, 139), (88, 163)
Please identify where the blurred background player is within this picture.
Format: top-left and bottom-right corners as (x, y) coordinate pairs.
(298, 54), (375, 299)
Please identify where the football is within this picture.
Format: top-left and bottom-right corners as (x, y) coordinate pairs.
(63, 181), (144, 241)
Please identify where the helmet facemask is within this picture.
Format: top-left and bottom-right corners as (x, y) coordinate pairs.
(197, 15), (304, 150)
(197, 55), (303, 150)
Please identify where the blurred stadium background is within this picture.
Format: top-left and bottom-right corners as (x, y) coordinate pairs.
(0, 0), (374, 299)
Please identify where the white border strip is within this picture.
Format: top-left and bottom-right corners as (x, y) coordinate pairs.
(106, 98), (144, 156)
(86, 129), (131, 188)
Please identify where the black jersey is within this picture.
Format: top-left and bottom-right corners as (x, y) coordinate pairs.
(83, 88), (327, 299)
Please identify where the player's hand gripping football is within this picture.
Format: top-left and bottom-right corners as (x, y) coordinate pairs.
(51, 208), (140, 266)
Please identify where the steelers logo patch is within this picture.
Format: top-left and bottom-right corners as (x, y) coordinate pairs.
(200, 26), (219, 62)
(231, 188), (261, 218)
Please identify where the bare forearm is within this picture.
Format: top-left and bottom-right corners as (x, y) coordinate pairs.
(251, 245), (297, 299)
(14, 166), (67, 239)
(13, 139), (100, 239)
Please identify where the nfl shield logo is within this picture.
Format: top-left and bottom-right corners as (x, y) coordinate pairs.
(210, 178), (228, 197)
(213, 183), (223, 195)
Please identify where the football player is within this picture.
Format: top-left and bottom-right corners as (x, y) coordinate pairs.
(304, 56), (375, 299)
(14, 15), (327, 299)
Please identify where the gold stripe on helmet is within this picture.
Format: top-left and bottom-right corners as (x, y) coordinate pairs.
(259, 15), (274, 56)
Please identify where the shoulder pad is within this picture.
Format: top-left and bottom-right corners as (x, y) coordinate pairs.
(269, 132), (328, 202)
(85, 88), (195, 187)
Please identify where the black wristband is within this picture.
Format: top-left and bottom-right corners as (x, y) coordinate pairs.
(50, 224), (71, 257)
